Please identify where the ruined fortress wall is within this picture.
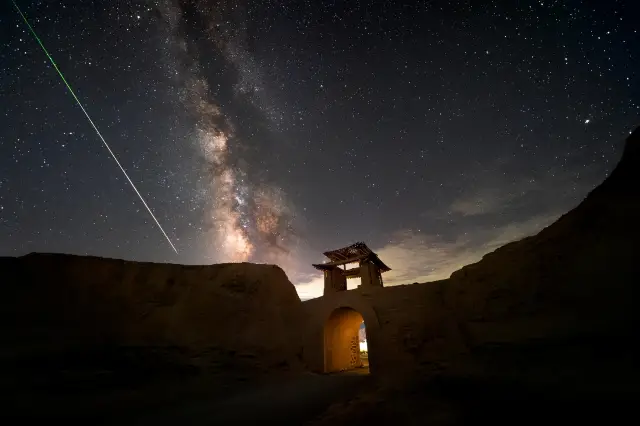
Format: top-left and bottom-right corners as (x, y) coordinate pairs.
(301, 283), (468, 375)
(302, 222), (638, 378)
(0, 254), (306, 375)
(303, 235), (638, 378)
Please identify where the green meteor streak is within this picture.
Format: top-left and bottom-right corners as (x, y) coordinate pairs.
(12, 0), (178, 254)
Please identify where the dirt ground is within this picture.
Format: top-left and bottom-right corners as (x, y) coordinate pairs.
(125, 368), (371, 425)
(2, 367), (372, 425)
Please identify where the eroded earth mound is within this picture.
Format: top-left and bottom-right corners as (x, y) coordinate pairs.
(0, 255), (305, 420)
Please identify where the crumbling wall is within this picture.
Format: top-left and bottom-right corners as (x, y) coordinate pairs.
(0, 254), (306, 383)
(302, 283), (467, 375)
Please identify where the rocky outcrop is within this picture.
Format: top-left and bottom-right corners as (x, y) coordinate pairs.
(0, 254), (305, 387)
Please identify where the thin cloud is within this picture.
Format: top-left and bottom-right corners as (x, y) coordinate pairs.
(376, 211), (560, 286)
(448, 162), (603, 220)
(295, 274), (325, 301)
(449, 188), (507, 216)
(449, 177), (544, 217)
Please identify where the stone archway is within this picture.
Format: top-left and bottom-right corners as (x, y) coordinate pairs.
(301, 290), (381, 374)
(323, 307), (367, 373)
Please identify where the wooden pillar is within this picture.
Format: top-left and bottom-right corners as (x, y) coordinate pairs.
(360, 261), (383, 288)
(323, 267), (347, 295)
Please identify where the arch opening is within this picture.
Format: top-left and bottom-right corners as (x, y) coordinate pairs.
(323, 307), (369, 373)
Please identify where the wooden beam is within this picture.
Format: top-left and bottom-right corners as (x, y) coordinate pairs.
(342, 267), (360, 277)
(317, 254), (370, 267)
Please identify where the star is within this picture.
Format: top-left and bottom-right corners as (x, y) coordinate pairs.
(0, 0), (636, 300)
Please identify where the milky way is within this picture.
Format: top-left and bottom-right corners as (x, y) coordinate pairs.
(155, 0), (298, 265)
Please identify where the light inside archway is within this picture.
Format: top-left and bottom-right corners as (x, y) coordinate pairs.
(359, 321), (367, 352)
(324, 308), (368, 373)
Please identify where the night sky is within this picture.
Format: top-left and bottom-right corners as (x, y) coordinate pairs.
(1, 0), (638, 299)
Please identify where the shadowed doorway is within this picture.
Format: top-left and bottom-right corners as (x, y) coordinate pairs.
(324, 307), (368, 373)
